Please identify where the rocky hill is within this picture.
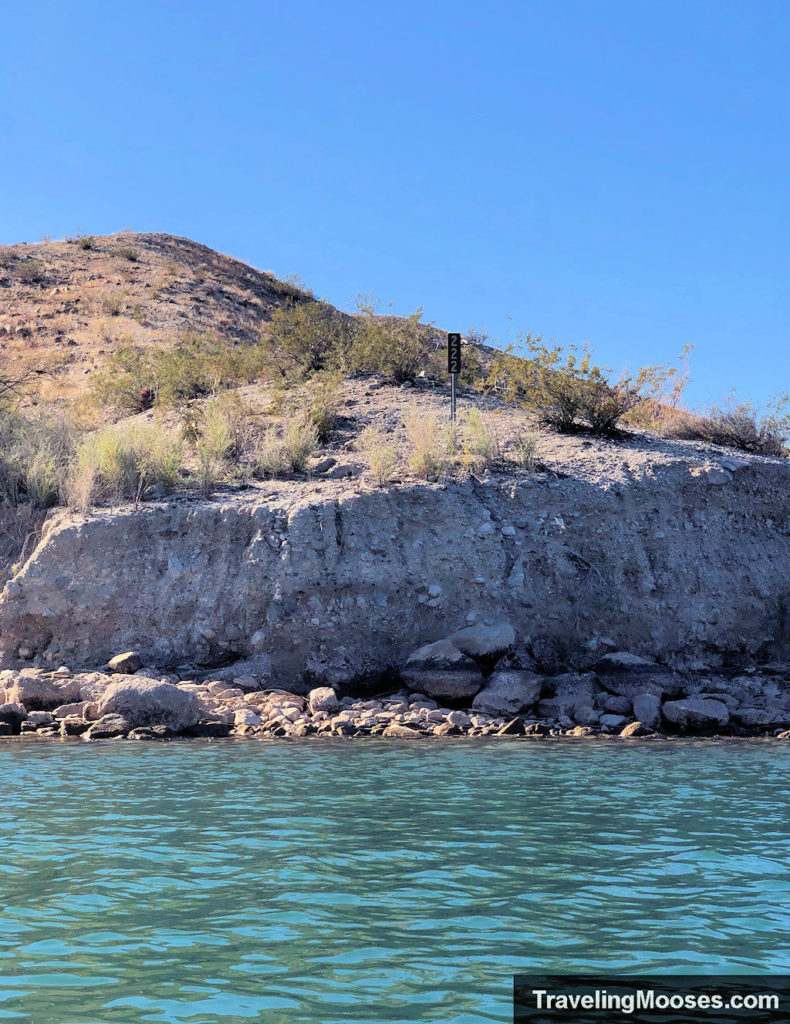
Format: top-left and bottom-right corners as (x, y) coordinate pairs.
(1, 232), (790, 739)
(0, 231), (317, 405)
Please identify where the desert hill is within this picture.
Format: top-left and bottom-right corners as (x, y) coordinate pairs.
(0, 231), (321, 403)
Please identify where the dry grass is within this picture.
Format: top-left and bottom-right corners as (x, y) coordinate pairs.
(359, 426), (400, 486)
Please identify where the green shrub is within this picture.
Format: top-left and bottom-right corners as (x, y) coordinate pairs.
(485, 335), (684, 436)
(254, 426), (288, 478)
(404, 410), (449, 479)
(113, 245), (139, 262)
(511, 429), (539, 470)
(664, 399), (789, 457)
(349, 295), (426, 383)
(459, 408), (498, 472)
(359, 426), (400, 486)
(0, 414), (72, 508)
(68, 423), (181, 510)
(306, 372), (343, 440)
(253, 416), (318, 478)
(262, 301), (350, 379)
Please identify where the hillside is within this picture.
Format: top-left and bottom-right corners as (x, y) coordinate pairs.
(1, 233), (790, 738)
(0, 231), (319, 405)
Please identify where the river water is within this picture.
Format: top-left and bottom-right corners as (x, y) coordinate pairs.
(1, 740), (789, 1023)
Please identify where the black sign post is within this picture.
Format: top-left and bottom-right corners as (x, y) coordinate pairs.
(447, 333), (461, 423)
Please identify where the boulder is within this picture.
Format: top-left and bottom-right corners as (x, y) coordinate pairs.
(472, 670), (543, 716)
(234, 709), (262, 727)
(84, 714), (131, 739)
(662, 698), (729, 731)
(599, 713), (629, 731)
(620, 721), (652, 737)
(401, 639), (484, 701)
(632, 692), (662, 730)
(26, 711), (54, 727)
(308, 687), (339, 714)
(0, 702), (26, 730)
(449, 622), (515, 659)
(537, 672), (598, 718)
(186, 719), (232, 738)
(53, 701), (92, 720)
(731, 707), (778, 729)
(0, 722), (13, 736)
(70, 672), (115, 701)
(128, 726), (175, 741)
(595, 652), (680, 698)
(97, 678), (200, 732)
(382, 723), (424, 738)
(2, 669), (80, 710)
(497, 717), (526, 736)
(60, 717), (90, 737)
(107, 652), (142, 675)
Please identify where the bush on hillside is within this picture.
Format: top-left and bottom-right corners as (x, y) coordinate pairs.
(261, 301), (350, 379)
(67, 423), (181, 511)
(485, 334), (688, 435)
(663, 399), (789, 457)
(348, 295), (426, 383)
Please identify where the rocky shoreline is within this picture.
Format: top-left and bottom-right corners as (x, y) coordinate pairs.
(3, 629), (790, 743)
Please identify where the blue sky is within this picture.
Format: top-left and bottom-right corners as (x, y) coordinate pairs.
(2, 0), (788, 408)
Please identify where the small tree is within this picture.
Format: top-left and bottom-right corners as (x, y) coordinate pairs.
(349, 295), (426, 382)
(262, 300), (349, 379)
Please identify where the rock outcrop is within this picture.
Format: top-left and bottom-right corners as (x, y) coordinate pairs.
(1, 448), (790, 691)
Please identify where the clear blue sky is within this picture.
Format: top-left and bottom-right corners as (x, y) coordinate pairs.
(2, 0), (788, 408)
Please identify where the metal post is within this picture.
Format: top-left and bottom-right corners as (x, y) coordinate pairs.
(451, 372), (457, 423)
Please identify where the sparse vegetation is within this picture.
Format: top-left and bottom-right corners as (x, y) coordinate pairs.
(459, 408), (499, 473)
(511, 429), (539, 470)
(67, 423), (181, 511)
(404, 410), (449, 480)
(253, 416), (318, 478)
(359, 426), (400, 486)
(663, 398), (789, 457)
(485, 335), (689, 436)
(349, 295), (426, 383)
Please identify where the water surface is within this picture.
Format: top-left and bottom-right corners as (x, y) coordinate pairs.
(1, 740), (789, 1023)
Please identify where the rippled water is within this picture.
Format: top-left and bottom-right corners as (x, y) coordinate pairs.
(1, 740), (790, 1023)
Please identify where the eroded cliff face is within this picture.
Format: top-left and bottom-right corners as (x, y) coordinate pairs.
(1, 452), (789, 684)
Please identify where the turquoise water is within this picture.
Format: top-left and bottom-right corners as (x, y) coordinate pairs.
(1, 740), (790, 1023)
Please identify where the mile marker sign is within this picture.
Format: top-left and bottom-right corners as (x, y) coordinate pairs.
(448, 333), (461, 422)
(448, 333), (462, 375)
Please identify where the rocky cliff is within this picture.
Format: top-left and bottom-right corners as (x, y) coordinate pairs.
(2, 440), (789, 686)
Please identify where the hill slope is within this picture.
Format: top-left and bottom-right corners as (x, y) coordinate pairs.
(0, 232), (316, 403)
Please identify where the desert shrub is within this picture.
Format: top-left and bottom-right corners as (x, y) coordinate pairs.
(261, 301), (350, 379)
(91, 342), (153, 412)
(485, 334), (685, 436)
(101, 292), (126, 316)
(359, 426), (400, 486)
(404, 410), (449, 479)
(349, 296), (427, 383)
(78, 235), (96, 250)
(68, 423), (181, 510)
(16, 258), (46, 285)
(253, 416), (318, 478)
(511, 429), (539, 470)
(663, 398), (789, 457)
(113, 245), (139, 262)
(254, 427), (288, 478)
(306, 372), (343, 440)
(283, 417), (319, 471)
(459, 408), (499, 472)
(0, 415), (72, 508)
(92, 333), (258, 412)
(185, 396), (252, 492)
